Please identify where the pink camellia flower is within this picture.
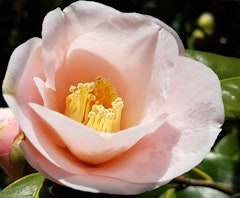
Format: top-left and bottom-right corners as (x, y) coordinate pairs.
(2, 1), (224, 195)
(0, 108), (25, 180)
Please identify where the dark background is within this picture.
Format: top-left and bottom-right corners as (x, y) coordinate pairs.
(1, 0), (240, 106)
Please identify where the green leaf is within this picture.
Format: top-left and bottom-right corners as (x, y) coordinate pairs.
(185, 50), (240, 120)
(231, 193), (240, 198)
(185, 50), (240, 80)
(0, 169), (12, 189)
(136, 184), (178, 198)
(189, 153), (240, 192)
(175, 186), (229, 198)
(221, 77), (240, 120)
(214, 127), (240, 158)
(0, 173), (45, 198)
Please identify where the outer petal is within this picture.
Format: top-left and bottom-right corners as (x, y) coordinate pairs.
(1, 38), (50, 170)
(30, 103), (167, 164)
(140, 28), (181, 123)
(159, 56), (224, 182)
(2, 38), (43, 99)
(93, 122), (180, 183)
(146, 15), (185, 56)
(62, 1), (120, 37)
(41, 1), (120, 89)
(2, 38), (45, 147)
(21, 141), (160, 195)
(22, 105), (179, 187)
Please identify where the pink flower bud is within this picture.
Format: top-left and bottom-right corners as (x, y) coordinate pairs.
(0, 108), (19, 155)
(0, 108), (25, 180)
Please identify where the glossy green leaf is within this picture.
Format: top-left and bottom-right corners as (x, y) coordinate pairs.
(191, 153), (240, 192)
(221, 77), (240, 120)
(185, 50), (240, 80)
(0, 173), (45, 198)
(214, 127), (240, 158)
(151, 186), (229, 198)
(175, 186), (229, 198)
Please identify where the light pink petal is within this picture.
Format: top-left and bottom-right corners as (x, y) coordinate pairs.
(41, 8), (64, 89)
(4, 91), (73, 175)
(3, 94), (70, 167)
(2, 39), (44, 121)
(62, 1), (120, 36)
(159, 56), (224, 181)
(22, 103), (177, 185)
(2, 38), (44, 100)
(146, 15), (185, 55)
(21, 140), (162, 195)
(66, 13), (168, 128)
(93, 122), (180, 183)
(2, 38), (46, 153)
(140, 28), (182, 124)
(41, 1), (120, 89)
(0, 108), (14, 122)
(33, 77), (58, 111)
(2, 38), (49, 158)
(30, 103), (167, 164)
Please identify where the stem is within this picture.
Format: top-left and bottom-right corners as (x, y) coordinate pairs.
(172, 176), (235, 195)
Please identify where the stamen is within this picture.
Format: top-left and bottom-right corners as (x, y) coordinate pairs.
(64, 77), (124, 133)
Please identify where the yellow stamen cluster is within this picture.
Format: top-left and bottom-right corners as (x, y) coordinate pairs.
(64, 77), (123, 133)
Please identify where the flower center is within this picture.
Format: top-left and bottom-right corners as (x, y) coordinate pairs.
(64, 77), (124, 133)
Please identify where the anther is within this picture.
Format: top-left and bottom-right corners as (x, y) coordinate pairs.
(64, 77), (124, 133)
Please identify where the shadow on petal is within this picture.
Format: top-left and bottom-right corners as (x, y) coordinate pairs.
(93, 122), (181, 184)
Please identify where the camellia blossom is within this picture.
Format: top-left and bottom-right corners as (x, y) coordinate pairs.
(2, 1), (224, 195)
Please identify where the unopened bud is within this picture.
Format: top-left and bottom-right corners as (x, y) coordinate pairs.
(0, 108), (26, 180)
(197, 12), (215, 35)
